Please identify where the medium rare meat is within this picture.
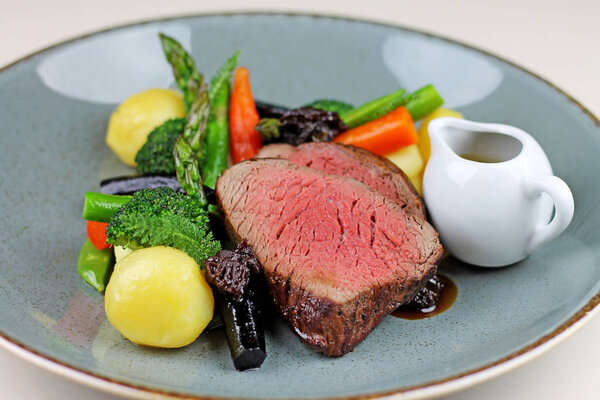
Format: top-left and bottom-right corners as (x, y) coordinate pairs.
(256, 142), (425, 220)
(216, 159), (442, 356)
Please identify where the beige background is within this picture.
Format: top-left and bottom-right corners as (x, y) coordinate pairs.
(1, 0), (599, 399)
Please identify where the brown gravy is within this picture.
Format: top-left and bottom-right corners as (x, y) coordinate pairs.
(392, 274), (457, 320)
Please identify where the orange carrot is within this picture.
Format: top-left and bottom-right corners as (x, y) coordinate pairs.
(229, 67), (262, 163)
(334, 106), (418, 156)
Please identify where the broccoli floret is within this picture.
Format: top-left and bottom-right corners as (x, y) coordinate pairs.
(304, 99), (354, 114)
(105, 187), (220, 264)
(135, 118), (185, 174)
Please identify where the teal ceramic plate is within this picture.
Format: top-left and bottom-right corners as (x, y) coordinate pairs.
(1, 13), (599, 400)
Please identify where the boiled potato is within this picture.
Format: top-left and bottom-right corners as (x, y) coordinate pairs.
(105, 246), (213, 348)
(113, 246), (133, 263)
(386, 144), (423, 178)
(386, 144), (424, 193)
(408, 172), (423, 196)
(417, 108), (463, 164)
(106, 88), (185, 166)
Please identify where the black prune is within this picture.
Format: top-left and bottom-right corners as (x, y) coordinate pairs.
(405, 274), (445, 311)
(204, 239), (260, 299)
(278, 107), (347, 145)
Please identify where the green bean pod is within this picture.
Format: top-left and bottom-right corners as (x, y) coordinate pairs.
(83, 192), (131, 222)
(77, 239), (115, 293)
(402, 84), (444, 121)
(202, 81), (231, 189)
(340, 89), (406, 128)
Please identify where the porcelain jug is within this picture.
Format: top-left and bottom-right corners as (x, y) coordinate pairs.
(423, 117), (574, 267)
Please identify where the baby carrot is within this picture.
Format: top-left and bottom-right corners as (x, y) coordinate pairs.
(229, 67), (262, 163)
(334, 106), (418, 156)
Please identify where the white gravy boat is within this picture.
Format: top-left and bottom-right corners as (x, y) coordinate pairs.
(423, 117), (574, 267)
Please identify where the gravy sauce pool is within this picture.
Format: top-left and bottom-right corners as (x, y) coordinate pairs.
(392, 274), (457, 320)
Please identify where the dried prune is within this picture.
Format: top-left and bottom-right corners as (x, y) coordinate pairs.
(405, 274), (445, 311)
(204, 239), (261, 298)
(255, 101), (289, 119)
(278, 107), (347, 145)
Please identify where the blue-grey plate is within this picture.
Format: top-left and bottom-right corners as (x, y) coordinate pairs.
(1, 13), (599, 400)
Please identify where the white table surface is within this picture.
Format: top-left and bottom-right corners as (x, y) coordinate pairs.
(1, 1), (599, 399)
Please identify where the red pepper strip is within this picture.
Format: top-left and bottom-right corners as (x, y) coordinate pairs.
(87, 221), (111, 250)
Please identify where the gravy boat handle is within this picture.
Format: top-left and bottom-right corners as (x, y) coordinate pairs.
(524, 174), (574, 253)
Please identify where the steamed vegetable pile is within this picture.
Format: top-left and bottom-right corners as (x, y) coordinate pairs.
(78, 33), (462, 371)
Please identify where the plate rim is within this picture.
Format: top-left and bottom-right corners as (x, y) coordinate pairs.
(1, 10), (599, 400)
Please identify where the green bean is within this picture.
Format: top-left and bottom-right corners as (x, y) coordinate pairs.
(340, 89), (406, 128)
(402, 84), (444, 121)
(201, 51), (240, 189)
(339, 85), (444, 128)
(83, 192), (131, 222)
(202, 81), (231, 189)
(77, 239), (114, 293)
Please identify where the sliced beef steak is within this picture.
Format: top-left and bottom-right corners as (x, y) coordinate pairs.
(216, 159), (442, 356)
(255, 143), (294, 159)
(256, 142), (425, 219)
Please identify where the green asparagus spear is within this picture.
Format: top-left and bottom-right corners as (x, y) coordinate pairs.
(173, 81), (213, 206)
(159, 33), (203, 113)
(174, 134), (207, 207)
(182, 83), (210, 159)
(255, 118), (281, 142)
(161, 41), (240, 204)
(202, 81), (231, 189)
(209, 50), (240, 102)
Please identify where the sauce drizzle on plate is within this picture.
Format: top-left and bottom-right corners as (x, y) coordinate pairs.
(392, 274), (457, 320)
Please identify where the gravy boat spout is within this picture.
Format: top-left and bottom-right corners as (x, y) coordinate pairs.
(423, 117), (574, 267)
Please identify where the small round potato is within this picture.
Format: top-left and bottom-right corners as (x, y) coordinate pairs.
(106, 88), (185, 166)
(105, 246), (214, 348)
(113, 245), (133, 263)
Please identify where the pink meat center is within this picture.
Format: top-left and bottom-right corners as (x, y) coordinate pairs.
(287, 146), (407, 207)
(224, 165), (425, 302)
